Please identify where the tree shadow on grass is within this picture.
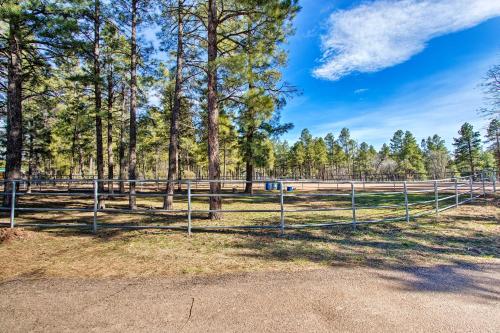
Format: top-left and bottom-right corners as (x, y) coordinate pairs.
(215, 218), (499, 300)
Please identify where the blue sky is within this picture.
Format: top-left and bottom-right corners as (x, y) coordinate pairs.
(279, 0), (500, 149)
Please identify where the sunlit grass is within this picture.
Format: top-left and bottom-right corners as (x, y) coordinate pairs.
(0, 198), (497, 281)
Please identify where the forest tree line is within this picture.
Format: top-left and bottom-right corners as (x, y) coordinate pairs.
(1, 1), (498, 215)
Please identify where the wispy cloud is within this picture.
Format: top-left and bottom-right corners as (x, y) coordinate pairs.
(313, 0), (500, 80)
(354, 88), (368, 94)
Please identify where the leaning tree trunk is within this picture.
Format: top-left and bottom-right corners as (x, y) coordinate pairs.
(207, 0), (221, 219)
(164, 0), (183, 210)
(94, 0), (105, 206)
(128, 0), (138, 209)
(4, 19), (23, 206)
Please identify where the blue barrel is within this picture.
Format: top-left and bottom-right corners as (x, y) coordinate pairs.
(276, 182), (282, 190)
(265, 182), (272, 191)
(287, 186), (293, 192)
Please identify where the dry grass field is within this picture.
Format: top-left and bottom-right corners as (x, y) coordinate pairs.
(0, 197), (497, 281)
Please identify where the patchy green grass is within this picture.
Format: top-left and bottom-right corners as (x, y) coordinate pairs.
(6, 187), (467, 229)
(0, 198), (497, 281)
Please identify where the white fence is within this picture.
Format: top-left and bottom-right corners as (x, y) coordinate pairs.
(0, 173), (496, 235)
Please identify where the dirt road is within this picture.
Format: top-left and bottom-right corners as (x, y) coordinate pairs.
(1, 263), (498, 332)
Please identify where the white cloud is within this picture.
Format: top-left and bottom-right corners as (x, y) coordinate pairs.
(354, 88), (368, 94)
(313, 0), (500, 80)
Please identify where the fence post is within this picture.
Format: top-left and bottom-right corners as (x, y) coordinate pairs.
(351, 182), (356, 230)
(93, 179), (98, 233)
(434, 180), (438, 218)
(10, 180), (16, 229)
(403, 181), (409, 223)
(187, 180), (192, 236)
(454, 178), (459, 207)
(469, 176), (473, 201)
(279, 181), (285, 234)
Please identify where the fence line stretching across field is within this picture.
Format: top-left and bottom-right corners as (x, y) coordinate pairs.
(0, 172), (497, 235)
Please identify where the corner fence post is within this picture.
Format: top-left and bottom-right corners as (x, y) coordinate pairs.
(10, 180), (16, 228)
(187, 180), (192, 236)
(279, 181), (285, 234)
(454, 178), (458, 207)
(434, 180), (439, 218)
(403, 181), (409, 223)
(93, 179), (98, 233)
(351, 182), (356, 230)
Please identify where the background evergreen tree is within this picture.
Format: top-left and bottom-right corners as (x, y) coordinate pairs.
(453, 122), (482, 175)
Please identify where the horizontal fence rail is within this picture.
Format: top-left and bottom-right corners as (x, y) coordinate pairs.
(0, 172), (497, 235)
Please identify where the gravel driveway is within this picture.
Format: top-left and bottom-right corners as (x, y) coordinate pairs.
(1, 263), (499, 332)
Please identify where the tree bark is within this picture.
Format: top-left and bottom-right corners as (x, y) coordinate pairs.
(467, 140), (475, 176)
(164, 0), (183, 210)
(129, 0), (138, 209)
(245, 158), (254, 194)
(4, 18), (23, 206)
(495, 129), (500, 172)
(244, 129), (255, 193)
(207, 0), (221, 219)
(94, 0), (105, 206)
(107, 65), (114, 193)
(27, 126), (33, 193)
(119, 85), (127, 193)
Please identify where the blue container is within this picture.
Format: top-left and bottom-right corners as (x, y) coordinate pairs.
(276, 182), (282, 190)
(265, 182), (272, 191)
(286, 186), (293, 192)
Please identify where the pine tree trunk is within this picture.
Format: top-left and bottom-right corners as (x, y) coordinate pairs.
(467, 140), (475, 176)
(495, 130), (500, 172)
(69, 109), (79, 180)
(119, 86), (127, 193)
(207, 0), (221, 219)
(94, 0), (105, 204)
(129, 0), (138, 209)
(27, 128), (33, 193)
(245, 159), (254, 194)
(164, 0), (183, 210)
(107, 66), (114, 194)
(4, 19), (23, 206)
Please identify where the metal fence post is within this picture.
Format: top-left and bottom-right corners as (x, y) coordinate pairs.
(93, 179), (98, 233)
(279, 181), (285, 234)
(10, 180), (16, 228)
(434, 180), (438, 218)
(187, 180), (192, 236)
(454, 178), (458, 207)
(403, 181), (409, 223)
(351, 182), (356, 230)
